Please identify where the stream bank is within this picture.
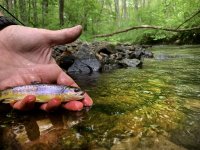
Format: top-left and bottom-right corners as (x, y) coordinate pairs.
(52, 41), (153, 73)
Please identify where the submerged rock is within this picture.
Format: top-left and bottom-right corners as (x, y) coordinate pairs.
(119, 58), (141, 68)
(111, 135), (187, 150)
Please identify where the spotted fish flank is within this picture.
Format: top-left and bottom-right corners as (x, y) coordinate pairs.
(0, 84), (84, 103)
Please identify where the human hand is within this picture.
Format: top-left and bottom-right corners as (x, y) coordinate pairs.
(0, 25), (93, 111)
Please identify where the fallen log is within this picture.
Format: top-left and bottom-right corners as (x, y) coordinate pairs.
(94, 25), (200, 38)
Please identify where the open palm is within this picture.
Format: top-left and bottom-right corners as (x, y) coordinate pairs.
(0, 25), (93, 111)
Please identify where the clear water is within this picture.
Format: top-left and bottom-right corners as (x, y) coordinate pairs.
(0, 45), (199, 150)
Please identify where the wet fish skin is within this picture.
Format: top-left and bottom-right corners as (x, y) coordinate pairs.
(0, 84), (84, 103)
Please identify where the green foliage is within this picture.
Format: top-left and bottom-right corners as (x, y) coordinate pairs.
(1, 0), (200, 44)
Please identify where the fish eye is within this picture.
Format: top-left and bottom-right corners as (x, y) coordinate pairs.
(74, 88), (81, 92)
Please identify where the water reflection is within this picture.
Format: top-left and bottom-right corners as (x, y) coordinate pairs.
(0, 109), (88, 149)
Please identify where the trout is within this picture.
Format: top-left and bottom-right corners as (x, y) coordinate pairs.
(0, 84), (84, 103)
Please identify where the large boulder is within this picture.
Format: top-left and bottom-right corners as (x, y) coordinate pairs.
(68, 43), (101, 73)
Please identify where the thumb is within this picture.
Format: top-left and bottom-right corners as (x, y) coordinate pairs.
(46, 25), (82, 46)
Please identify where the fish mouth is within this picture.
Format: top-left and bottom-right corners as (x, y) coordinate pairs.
(73, 87), (85, 96)
(78, 91), (85, 96)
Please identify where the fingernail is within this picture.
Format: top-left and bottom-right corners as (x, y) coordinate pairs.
(74, 25), (82, 30)
(82, 94), (93, 106)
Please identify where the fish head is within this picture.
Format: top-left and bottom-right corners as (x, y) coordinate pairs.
(63, 87), (85, 101)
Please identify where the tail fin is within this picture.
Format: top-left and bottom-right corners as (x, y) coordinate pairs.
(0, 92), (16, 103)
(0, 91), (3, 102)
(0, 98), (16, 104)
(0, 89), (19, 103)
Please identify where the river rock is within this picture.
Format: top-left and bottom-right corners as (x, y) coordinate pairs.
(119, 58), (141, 67)
(68, 43), (101, 73)
(58, 55), (75, 70)
(52, 41), (153, 73)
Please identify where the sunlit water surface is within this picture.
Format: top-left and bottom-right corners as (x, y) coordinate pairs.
(0, 45), (199, 150)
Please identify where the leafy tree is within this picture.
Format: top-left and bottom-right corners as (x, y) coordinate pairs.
(0, 0), (199, 43)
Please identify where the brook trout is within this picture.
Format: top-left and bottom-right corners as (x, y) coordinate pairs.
(0, 84), (84, 103)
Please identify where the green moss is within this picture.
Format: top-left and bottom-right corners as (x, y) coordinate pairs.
(65, 46), (200, 148)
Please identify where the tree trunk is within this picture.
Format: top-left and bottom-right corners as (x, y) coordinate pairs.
(80, 1), (89, 31)
(28, 0), (31, 24)
(142, 0), (146, 7)
(147, 0), (151, 6)
(134, 0), (139, 22)
(13, 0), (18, 18)
(122, 0), (127, 19)
(59, 0), (64, 26)
(134, 0), (138, 11)
(114, 0), (119, 19)
(163, 0), (170, 17)
(82, 11), (88, 31)
(93, 0), (105, 33)
(32, 0), (38, 27)
(107, 0), (113, 13)
(19, 0), (27, 22)
(114, 0), (120, 25)
(5, 0), (9, 10)
(42, 0), (48, 27)
(4, 0), (13, 11)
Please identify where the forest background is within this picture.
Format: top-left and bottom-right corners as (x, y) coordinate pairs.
(0, 0), (200, 44)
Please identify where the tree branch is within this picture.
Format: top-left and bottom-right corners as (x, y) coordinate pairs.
(94, 25), (200, 38)
(176, 9), (200, 29)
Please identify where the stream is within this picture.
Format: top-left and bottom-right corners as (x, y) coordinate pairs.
(0, 45), (199, 150)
